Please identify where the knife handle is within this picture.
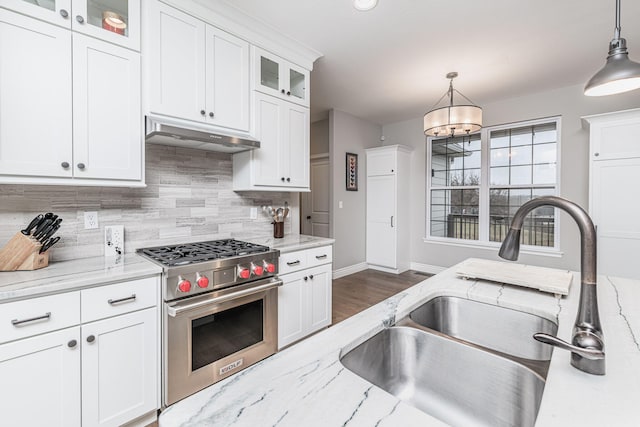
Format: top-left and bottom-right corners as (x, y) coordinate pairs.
(21, 214), (44, 235)
(39, 223), (61, 242)
(33, 219), (52, 238)
(40, 236), (60, 254)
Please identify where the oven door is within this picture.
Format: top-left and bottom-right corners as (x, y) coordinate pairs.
(164, 278), (282, 406)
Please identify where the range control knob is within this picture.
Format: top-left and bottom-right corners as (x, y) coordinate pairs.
(196, 274), (209, 288)
(252, 263), (264, 276)
(177, 277), (192, 293)
(264, 261), (276, 273)
(238, 267), (251, 279)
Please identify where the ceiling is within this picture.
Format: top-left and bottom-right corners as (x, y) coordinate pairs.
(226, 0), (640, 125)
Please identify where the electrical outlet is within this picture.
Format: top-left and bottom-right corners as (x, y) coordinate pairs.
(250, 207), (258, 219)
(105, 225), (124, 257)
(84, 211), (99, 229)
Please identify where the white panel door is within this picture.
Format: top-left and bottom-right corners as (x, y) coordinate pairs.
(285, 102), (310, 188)
(307, 264), (332, 333)
(0, 0), (72, 28)
(71, 0), (140, 51)
(205, 25), (249, 131)
(278, 272), (306, 349)
(72, 34), (141, 180)
(367, 174), (397, 268)
(253, 92), (284, 186)
(591, 158), (640, 279)
(0, 10), (73, 178)
(148, 1), (205, 122)
(82, 308), (157, 427)
(0, 327), (81, 427)
(302, 158), (330, 237)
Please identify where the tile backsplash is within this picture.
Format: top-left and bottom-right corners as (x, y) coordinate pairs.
(0, 145), (294, 261)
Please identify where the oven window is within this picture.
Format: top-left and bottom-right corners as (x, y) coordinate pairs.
(191, 299), (264, 371)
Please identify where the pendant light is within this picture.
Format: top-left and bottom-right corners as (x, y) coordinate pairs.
(424, 72), (482, 138)
(584, 0), (640, 96)
(354, 0), (378, 11)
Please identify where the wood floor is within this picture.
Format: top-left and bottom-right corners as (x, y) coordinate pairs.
(331, 269), (432, 325)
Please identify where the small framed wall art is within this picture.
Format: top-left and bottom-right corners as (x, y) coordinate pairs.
(346, 152), (358, 191)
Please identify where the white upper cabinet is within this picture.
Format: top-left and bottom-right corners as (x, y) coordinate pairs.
(254, 46), (309, 107)
(0, 0), (139, 50)
(147, 1), (249, 132)
(72, 33), (141, 181)
(0, 7), (142, 186)
(0, 10), (73, 178)
(233, 91), (309, 191)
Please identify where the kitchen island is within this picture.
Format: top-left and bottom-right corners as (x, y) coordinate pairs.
(159, 261), (640, 426)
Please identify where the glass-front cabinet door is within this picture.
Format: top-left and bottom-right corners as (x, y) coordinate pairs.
(71, 0), (139, 50)
(253, 46), (310, 107)
(0, 0), (72, 27)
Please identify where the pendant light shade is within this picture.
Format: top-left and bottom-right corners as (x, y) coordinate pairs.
(584, 0), (640, 96)
(424, 72), (482, 137)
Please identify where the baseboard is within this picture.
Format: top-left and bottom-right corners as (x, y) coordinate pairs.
(410, 262), (447, 275)
(368, 265), (402, 274)
(333, 262), (368, 279)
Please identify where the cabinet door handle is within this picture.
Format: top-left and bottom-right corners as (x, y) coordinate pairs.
(286, 177), (291, 182)
(391, 216), (394, 227)
(309, 274), (314, 280)
(200, 110), (206, 116)
(77, 163), (86, 170)
(287, 260), (301, 266)
(209, 112), (214, 117)
(287, 91), (291, 96)
(61, 161), (70, 169)
(60, 9), (69, 18)
(108, 294), (136, 305)
(76, 15), (85, 24)
(303, 276), (308, 281)
(315, 254), (327, 260)
(68, 339), (77, 348)
(86, 335), (96, 343)
(281, 89), (285, 94)
(11, 312), (51, 326)
(281, 177), (286, 182)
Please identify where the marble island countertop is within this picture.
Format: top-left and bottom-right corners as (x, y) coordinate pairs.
(160, 262), (640, 427)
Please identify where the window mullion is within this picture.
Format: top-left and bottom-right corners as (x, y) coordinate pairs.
(478, 127), (490, 241)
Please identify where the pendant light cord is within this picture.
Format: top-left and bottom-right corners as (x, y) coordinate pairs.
(614, 0), (621, 39)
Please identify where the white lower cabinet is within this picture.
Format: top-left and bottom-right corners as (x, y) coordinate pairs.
(82, 308), (157, 427)
(0, 327), (82, 427)
(278, 245), (332, 349)
(0, 276), (159, 427)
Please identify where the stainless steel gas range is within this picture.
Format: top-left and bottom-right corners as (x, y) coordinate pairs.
(137, 239), (281, 407)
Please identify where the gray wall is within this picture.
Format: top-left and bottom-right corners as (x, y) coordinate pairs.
(310, 119), (329, 155)
(382, 83), (640, 271)
(0, 144), (294, 261)
(329, 109), (382, 270)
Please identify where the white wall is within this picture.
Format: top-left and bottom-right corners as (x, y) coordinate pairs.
(382, 83), (640, 271)
(329, 109), (382, 270)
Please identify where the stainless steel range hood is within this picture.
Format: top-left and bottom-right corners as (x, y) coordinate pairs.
(145, 117), (259, 153)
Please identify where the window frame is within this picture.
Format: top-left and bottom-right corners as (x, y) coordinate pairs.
(425, 116), (562, 254)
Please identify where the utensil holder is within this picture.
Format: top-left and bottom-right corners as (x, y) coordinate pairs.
(273, 221), (284, 239)
(0, 232), (50, 272)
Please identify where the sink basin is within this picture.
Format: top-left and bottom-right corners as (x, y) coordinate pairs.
(340, 326), (546, 427)
(409, 296), (558, 361)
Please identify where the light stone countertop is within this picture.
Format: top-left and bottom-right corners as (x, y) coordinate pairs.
(0, 254), (163, 303)
(246, 234), (335, 254)
(159, 262), (640, 427)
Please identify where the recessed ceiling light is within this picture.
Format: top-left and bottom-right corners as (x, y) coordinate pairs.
(354, 0), (378, 11)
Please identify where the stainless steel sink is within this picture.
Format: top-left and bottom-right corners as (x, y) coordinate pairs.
(341, 326), (546, 427)
(409, 296), (558, 361)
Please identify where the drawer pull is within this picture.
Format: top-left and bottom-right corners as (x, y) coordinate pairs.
(108, 294), (137, 305)
(11, 312), (51, 327)
(286, 260), (301, 266)
(315, 254), (327, 260)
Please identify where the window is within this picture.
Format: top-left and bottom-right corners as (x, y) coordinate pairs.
(427, 117), (560, 250)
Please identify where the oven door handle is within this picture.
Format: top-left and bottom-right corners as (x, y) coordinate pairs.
(167, 279), (283, 317)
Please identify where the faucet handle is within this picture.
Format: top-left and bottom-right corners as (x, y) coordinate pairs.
(534, 333), (605, 360)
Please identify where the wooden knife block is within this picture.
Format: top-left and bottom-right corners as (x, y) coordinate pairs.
(0, 232), (50, 272)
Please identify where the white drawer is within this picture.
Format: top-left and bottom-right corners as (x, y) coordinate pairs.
(307, 245), (332, 268)
(81, 276), (158, 323)
(0, 292), (80, 344)
(279, 250), (308, 275)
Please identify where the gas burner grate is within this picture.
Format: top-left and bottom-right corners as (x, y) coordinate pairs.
(139, 239), (270, 267)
